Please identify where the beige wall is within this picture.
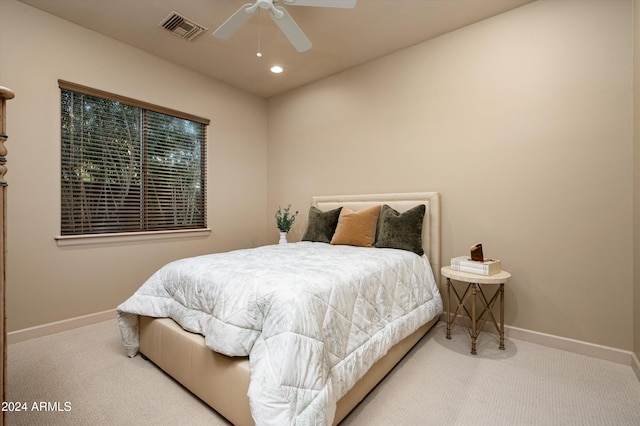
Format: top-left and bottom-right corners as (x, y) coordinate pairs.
(0, 0), (268, 331)
(634, 0), (640, 361)
(268, 0), (634, 350)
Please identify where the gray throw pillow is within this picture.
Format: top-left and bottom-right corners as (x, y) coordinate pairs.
(302, 206), (342, 243)
(375, 204), (426, 255)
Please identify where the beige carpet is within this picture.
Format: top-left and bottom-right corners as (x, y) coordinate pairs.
(6, 319), (640, 425)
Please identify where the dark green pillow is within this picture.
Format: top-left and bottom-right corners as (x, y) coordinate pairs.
(375, 204), (426, 255)
(302, 206), (342, 243)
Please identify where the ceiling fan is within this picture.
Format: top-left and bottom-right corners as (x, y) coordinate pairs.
(212, 0), (357, 53)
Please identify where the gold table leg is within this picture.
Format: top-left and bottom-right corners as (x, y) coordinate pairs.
(446, 278), (451, 339)
(471, 283), (477, 355)
(446, 279), (474, 344)
(474, 283), (505, 353)
(499, 283), (505, 350)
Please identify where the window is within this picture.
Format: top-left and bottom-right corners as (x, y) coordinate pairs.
(59, 80), (209, 236)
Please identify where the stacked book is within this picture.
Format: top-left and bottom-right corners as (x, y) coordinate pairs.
(451, 256), (502, 276)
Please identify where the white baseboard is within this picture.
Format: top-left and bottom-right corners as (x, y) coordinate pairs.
(632, 352), (640, 382)
(440, 313), (634, 367)
(505, 324), (633, 366)
(8, 309), (117, 345)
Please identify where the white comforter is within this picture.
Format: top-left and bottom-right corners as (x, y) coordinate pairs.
(117, 242), (442, 425)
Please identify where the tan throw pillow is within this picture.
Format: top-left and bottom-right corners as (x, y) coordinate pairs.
(330, 205), (382, 247)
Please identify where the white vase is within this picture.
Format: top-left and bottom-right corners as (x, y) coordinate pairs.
(279, 231), (288, 244)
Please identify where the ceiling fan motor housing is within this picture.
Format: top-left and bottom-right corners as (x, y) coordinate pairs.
(257, 0), (275, 9)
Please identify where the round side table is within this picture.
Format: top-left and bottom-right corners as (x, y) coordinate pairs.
(441, 266), (511, 355)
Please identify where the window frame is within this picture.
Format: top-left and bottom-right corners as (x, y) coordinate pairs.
(55, 80), (211, 246)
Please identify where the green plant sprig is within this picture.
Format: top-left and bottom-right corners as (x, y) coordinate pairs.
(275, 204), (299, 232)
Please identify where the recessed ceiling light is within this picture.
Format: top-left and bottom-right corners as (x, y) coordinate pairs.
(270, 65), (283, 74)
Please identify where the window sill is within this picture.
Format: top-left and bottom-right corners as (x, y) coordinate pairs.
(55, 228), (211, 247)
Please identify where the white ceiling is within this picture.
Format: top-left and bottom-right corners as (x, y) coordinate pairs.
(18, 0), (536, 98)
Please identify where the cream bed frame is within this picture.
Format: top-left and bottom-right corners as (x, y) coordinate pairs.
(138, 192), (441, 425)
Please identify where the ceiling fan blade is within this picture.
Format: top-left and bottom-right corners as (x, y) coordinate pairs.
(283, 0), (356, 8)
(270, 6), (312, 52)
(212, 3), (257, 40)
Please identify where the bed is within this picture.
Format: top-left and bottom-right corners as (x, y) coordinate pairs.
(117, 192), (442, 425)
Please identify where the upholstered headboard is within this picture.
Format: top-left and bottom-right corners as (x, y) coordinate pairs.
(312, 192), (441, 285)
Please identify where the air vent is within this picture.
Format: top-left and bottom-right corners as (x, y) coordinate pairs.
(159, 11), (207, 41)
